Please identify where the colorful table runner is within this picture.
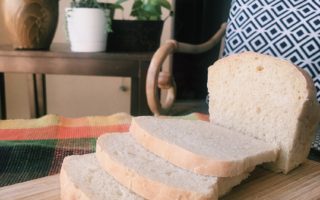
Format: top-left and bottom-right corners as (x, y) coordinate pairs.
(0, 112), (208, 187)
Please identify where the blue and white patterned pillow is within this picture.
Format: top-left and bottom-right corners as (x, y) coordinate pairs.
(223, 0), (320, 100)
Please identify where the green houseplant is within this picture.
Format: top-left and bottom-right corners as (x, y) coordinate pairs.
(107, 0), (172, 52)
(65, 0), (125, 52)
(70, 0), (124, 19)
(129, 0), (172, 20)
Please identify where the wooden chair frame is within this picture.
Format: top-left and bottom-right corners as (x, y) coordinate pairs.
(146, 23), (227, 116)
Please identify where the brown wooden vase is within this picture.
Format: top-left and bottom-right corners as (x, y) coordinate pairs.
(2, 0), (59, 50)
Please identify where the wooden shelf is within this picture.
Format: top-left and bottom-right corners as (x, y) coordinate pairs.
(0, 44), (154, 118)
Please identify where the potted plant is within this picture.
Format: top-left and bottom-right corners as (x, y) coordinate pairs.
(107, 0), (172, 52)
(98, 1), (124, 19)
(65, 0), (123, 52)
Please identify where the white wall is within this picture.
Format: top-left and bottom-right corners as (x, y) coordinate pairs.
(0, 0), (173, 119)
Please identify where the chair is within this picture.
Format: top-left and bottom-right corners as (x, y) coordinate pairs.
(147, 0), (320, 116)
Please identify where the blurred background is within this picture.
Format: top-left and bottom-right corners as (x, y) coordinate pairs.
(0, 0), (231, 118)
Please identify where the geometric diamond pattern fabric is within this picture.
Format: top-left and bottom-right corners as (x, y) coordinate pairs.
(224, 0), (320, 101)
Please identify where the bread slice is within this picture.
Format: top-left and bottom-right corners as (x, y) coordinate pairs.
(60, 154), (143, 200)
(130, 116), (278, 177)
(207, 51), (320, 174)
(96, 133), (251, 200)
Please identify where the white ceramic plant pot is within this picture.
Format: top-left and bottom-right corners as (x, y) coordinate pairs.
(66, 8), (109, 52)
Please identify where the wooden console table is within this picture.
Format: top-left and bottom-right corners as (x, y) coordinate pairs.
(0, 44), (153, 119)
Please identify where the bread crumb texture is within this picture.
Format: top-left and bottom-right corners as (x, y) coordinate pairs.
(207, 51), (320, 173)
(131, 116), (278, 177)
(61, 154), (142, 200)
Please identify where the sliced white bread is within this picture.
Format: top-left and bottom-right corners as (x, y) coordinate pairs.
(207, 51), (320, 174)
(130, 116), (278, 177)
(60, 154), (143, 200)
(96, 133), (251, 200)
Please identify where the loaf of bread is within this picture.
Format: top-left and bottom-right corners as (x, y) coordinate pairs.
(96, 133), (251, 200)
(60, 154), (143, 200)
(60, 52), (320, 200)
(130, 116), (278, 177)
(207, 51), (320, 173)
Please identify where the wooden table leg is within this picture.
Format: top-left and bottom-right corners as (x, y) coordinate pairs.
(28, 74), (47, 118)
(138, 61), (152, 115)
(131, 76), (139, 116)
(0, 73), (6, 119)
(130, 61), (151, 116)
(34, 74), (47, 117)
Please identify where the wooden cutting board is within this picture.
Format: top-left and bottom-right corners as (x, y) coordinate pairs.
(1, 160), (320, 200)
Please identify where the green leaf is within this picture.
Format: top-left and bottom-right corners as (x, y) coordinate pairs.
(130, 10), (139, 17)
(159, 0), (171, 10)
(109, 4), (123, 10)
(129, 0), (171, 20)
(132, 0), (143, 11)
(71, 0), (101, 8)
(115, 0), (128, 4)
(149, 16), (160, 20)
(149, 0), (160, 6)
(143, 4), (159, 14)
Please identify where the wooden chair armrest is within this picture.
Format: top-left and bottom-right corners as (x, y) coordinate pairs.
(146, 23), (227, 116)
(176, 23), (227, 54)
